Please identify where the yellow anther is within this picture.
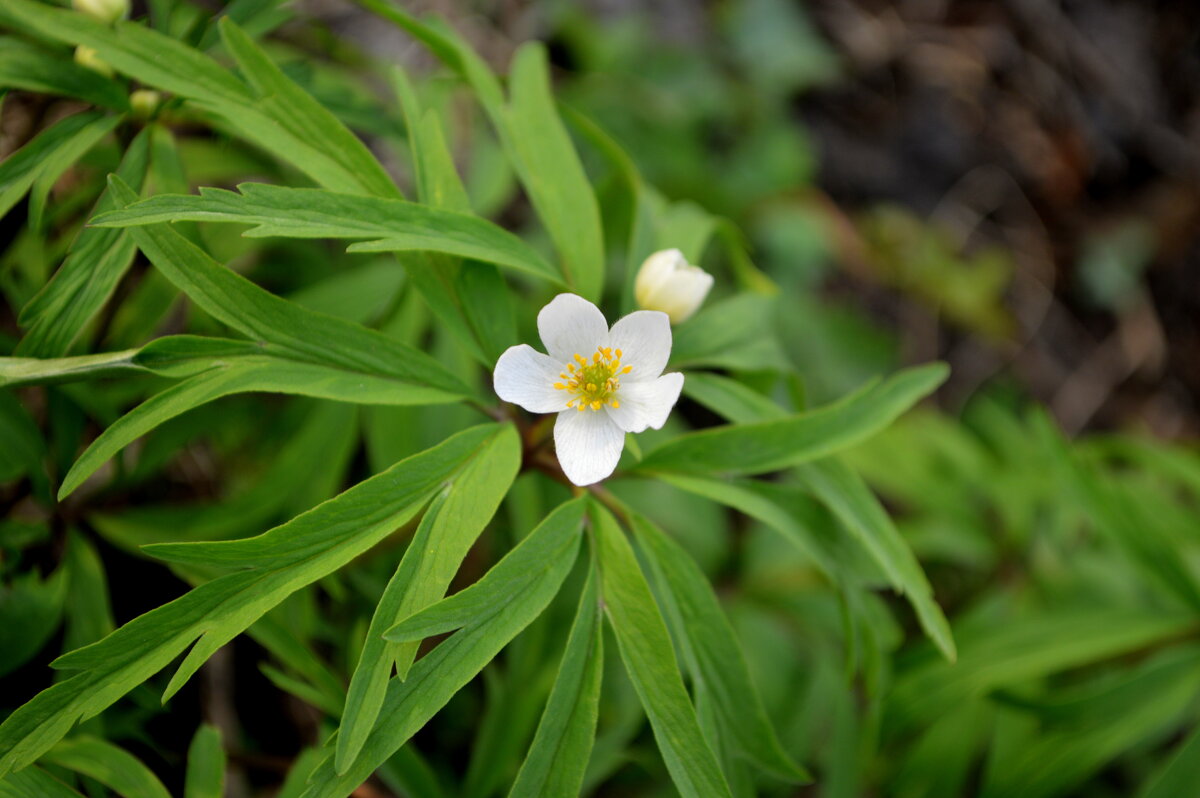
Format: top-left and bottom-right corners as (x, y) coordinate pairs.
(611, 400), (620, 408)
(555, 344), (634, 411)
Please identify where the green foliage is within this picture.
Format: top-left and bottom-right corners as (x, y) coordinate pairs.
(1, 2), (1196, 797)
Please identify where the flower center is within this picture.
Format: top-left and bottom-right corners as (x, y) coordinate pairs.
(554, 346), (632, 411)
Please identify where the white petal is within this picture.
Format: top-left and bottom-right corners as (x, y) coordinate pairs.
(538, 293), (609, 363)
(493, 344), (566, 414)
(608, 310), (672, 381)
(554, 409), (626, 486)
(606, 372), (684, 433)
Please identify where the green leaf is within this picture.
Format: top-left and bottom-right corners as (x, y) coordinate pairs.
(58, 346), (465, 500)
(0, 349), (142, 389)
(507, 569), (603, 798)
(352, 5), (603, 298)
(389, 66), (515, 364)
(336, 425), (520, 773)
(217, 18), (399, 199)
(93, 183), (561, 283)
(505, 43), (605, 300)
(682, 372), (789, 424)
(0, 567), (66, 678)
(16, 125), (152, 358)
(1140, 719), (1200, 798)
(40, 737), (170, 798)
(61, 532), (114, 654)
(0, 424), (505, 778)
(184, 725), (226, 798)
(0, 37), (128, 110)
(889, 608), (1197, 733)
(631, 512), (810, 781)
(0, 766), (85, 798)
(0, 110), (119, 221)
(637, 363), (948, 476)
(302, 497), (588, 798)
(796, 458), (956, 661)
(670, 294), (788, 372)
(592, 502), (733, 798)
(0, 0), (376, 194)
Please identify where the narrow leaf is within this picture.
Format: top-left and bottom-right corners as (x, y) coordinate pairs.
(637, 363), (948, 476)
(508, 569), (603, 798)
(184, 725), (226, 798)
(592, 503), (733, 798)
(797, 459), (956, 662)
(336, 425), (520, 772)
(0, 425), (504, 777)
(302, 497), (587, 798)
(41, 736), (170, 798)
(93, 183), (561, 283)
(632, 512), (810, 781)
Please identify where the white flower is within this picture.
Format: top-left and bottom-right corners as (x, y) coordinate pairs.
(494, 294), (684, 486)
(635, 248), (714, 324)
(72, 0), (129, 24)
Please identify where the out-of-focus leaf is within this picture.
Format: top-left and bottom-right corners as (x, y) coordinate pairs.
(508, 570), (603, 798)
(184, 724), (225, 798)
(41, 736), (170, 798)
(0, 425), (505, 778)
(1140, 719), (1200, 798)
(889, 609), (1197, 733)
(0, 37), (128, 110)
(303, 497), (587, 798)
(61, 532), (113, 654)
(980, 648), (1200, 798)
(592, 503), (733, 798)
(336, 425), (520, 773)
(0, 567), (66, 678)
(637, 363), (947, 476)
(0, 111), (119, 220)
(0, 766), (85, 798)
(93, 183), (562, 283)
(671, 294), (788, 371)
(797, 459), (955, 661)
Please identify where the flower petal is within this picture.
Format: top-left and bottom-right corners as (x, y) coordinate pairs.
(606, 372), (684, 433)
(538, 293), (609, 363)
(554, 409), (626, 486)
(608, 310), (671, 380)
(493, 344), (566, 414)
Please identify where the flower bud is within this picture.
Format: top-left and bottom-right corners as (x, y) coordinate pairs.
(74, 45), (113, 77)
(129, 90), (162, 120)
(634, 248), (714, 324)
(72, 0), (129, 24)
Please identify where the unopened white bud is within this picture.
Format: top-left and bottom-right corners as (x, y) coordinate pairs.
(72, 0), (129, 24)
(74, 45), (113, 77)
(634, 248), (714, 324)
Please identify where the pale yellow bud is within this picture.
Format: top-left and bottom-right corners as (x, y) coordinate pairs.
(129, 90), (162, 119)
(74, 45), (113, 77)
(72, 0), (129, 24)
(634, 248), (714, 324)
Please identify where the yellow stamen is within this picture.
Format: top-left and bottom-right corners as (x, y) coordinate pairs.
(553, 344), (633, 412)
